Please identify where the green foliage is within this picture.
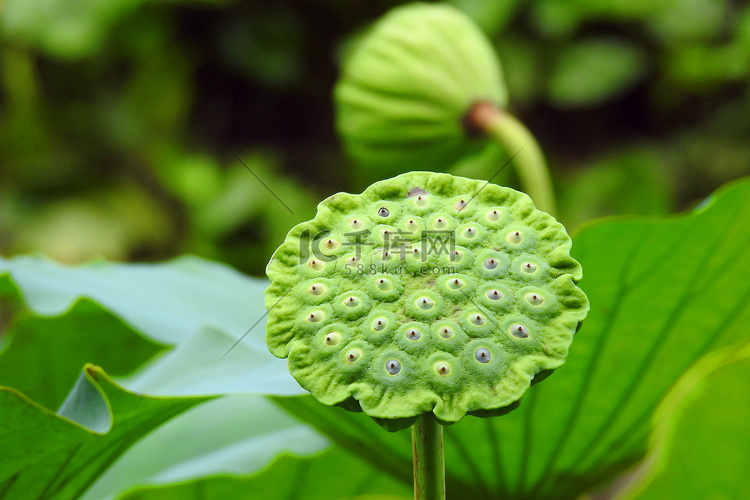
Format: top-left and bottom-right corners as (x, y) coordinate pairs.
(118, 447), (411, 500)
(0, 365), (210, 499)
(2, 0), (750, 498)
(0, 256), (330, 499)
(619, 341), (750, 499)
(547, 38), (647, 108)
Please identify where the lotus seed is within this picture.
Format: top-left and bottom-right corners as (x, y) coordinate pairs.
(406, 219), (418, 231)
(309, 284), (326, 295)
(484, 258), (498, 270)
(308, 311), (324, 322)
(448, 278), (464, 289)
(378, 207), (390, 217)
(309, 259), (325, 271)
(475, 348), (491, 363)
(462, 227), (476, 238)
(455, 199), (467, 211)
(372, 318), (386, 331)
(526, 293), (544, 305)
(386, 359), (401, 375)
(324, 332), (341, 346)
(487, 289), (502, 300)
(434, 217), (447, 229)
(435, 362), (451, 375)
(376, 278), (392, 291)
(406, 328), (422, 340)
(522, 262), (538, 273)
(507, 231), (523, 244)
(417, 297), (434, 310)
(350, 219), (363, 229)
(415, 195), (428, 207)
(470, 314), (486, 326)
(345, 296), (360, 307)
(346, 349), (362, 363)
(511, 324), (530, 338)
(486, 209), (500, 221)
(439, 327), (453, 339)
(324, 239), (338, 250)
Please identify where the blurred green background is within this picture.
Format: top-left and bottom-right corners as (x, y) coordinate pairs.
(1, 0), (749, 277)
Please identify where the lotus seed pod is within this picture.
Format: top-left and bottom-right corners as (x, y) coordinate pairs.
(265, 172), (589, 430)
(335, 3), (507, 179)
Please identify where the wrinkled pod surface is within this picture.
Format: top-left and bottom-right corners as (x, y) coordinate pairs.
(265, 172), (589, 430)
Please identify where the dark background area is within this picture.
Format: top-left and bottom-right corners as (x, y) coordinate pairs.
(1, 0), (748, 276)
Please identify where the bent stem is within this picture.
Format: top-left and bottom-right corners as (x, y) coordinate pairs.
(412, 414), (445, 500)
(467, 102), (557, 216)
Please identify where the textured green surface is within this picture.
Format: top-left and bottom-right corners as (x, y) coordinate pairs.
(266, 172), (588, 425)
(621, 341), (750, 500)
(0, 365), (209, 499)
(335, 3), (507, 178)
(0, 257), (328, 499)
(273, 177), (750, 498)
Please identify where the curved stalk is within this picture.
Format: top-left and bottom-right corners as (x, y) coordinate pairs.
(412, 414), (445, 500)
(467, 102), (557, 216)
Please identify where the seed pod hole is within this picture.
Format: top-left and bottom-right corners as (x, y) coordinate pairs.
(417, 297), (434, 310)
(376, 278), (393, 291)
(447, 278), (465, 290)
(487, 289), (502, 300)
(462, 227), (477, 238)
(385, 359), (401, 375)
(525, 293), (544, 306)
(511, 324), (530, 338)
(486, 209), (500, 222)
(309, 283), (326, 296)
(346, 348), (362, 363)
(406, 328), (422, 341)
(506, 231), (523, 244)
(475, 348), (491, 363)
(454, 199), (467, 211)
(308, 259), (325, 271)
(350, 219), (363, 230)
(439, 327), (453, 339)
(470, 314), (486, 326)
(434, 217), (447, 229)
(344, 296), (361, 308)
(435, 362), (451, 376)
(324, 332), (341, 346)
(308, 311), (324, 322)
(483, 258), (498, 270)
(372, 318), (387, 331)
(378, 207), (390, 217)
(522, 262), (538, 274)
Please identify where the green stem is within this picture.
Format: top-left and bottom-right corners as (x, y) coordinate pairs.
(412, 414), (445, 500)
(468, 102), (557, 216)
